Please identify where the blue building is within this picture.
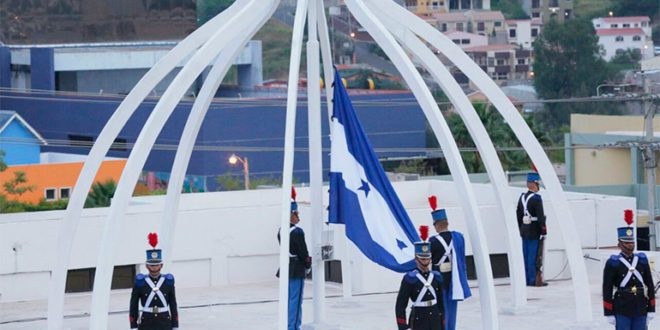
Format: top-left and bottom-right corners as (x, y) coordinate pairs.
(0, 110), (46, 166)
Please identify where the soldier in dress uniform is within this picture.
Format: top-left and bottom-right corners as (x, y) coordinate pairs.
(395, 225), (445, 330)
(277, 187), (311, 330)
(427, 196), (471, 330)
(129, 233), (179, 330)
(516, 172), (548, 286)
(603, 226), (655, 329)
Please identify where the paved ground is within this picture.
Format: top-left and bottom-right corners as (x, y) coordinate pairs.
(1, 278), (658, 329)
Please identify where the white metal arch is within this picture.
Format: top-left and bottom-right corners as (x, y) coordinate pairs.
(369, 1), (527, 309)
(87, 1), (278, 328)
(344, 0), (499, 328)
(46, 0), (257, 328)
(374, 0), (592, 321)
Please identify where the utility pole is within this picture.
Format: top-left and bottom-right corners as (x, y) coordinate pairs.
(642, 74), (658, 251)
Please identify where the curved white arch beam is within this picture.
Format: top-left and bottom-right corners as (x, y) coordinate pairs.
(316, 0), (335, 125)
(159, 4), (277, 272)
(370, 3), (527, 308)
(47, 1), (254, 328)
(88, 1), (275, 328)
(376, 0), (592, 320)
(278, 1), (309, 329)
(344, 1), (498, 328)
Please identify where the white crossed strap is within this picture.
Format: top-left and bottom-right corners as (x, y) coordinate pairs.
(434, 235), (453, 267)
(413, 272), (437, 307)
(520, 193), (538, 221)
(618, 255), (645, 289)
(142, 276), (170, 313)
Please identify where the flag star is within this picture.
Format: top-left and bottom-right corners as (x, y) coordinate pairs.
(396, 239), (407, 250)
(358, 179), (370, 197)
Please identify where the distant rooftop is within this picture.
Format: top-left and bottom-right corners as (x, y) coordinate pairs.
(596, 28), (645, 36)
(463, 44), (518, 52)
(600, 16), (650, 23)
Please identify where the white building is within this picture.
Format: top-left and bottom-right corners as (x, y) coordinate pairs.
(592, 16), (654, 61)
(505, 18), (542, 49)
(443, 30), (488, 50)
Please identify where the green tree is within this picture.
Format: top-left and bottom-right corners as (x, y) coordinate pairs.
(0, 150), (6, 172)
(609, 0), (659, 20)
(532, 19), (619, 130)
(197, 0), (235, 26)
(84, 179), (117, 208)
(3, 171), (36, 196)
(492, 0), (529, 19)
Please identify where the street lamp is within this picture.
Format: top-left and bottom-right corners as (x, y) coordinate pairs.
(228, 154), (250, 190)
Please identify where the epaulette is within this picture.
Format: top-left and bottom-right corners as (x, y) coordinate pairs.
(431, 270), (443, 282)
(607, 254), (620, 266)
(636, 253), (649, 264)
(135, 274), (147, 286)
(429, 235), (438, 242)
(403, 270), (419, 283)
(532, 194), (542, 200)
(165, 273), (175, 284)
(292, 227), (304, 235)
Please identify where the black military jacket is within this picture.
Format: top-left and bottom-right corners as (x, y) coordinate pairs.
(395, 268), (445, 330)
(129, 273), (179, 329)
(516, 191), (547, 240)
(603, 252), (655, 317)
(430, 231), (453, 289)
(277, 224), (311, 278)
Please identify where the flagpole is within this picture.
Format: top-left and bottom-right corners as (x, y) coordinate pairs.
(307, 0), (326, 324)
(280, 1), (309, 330)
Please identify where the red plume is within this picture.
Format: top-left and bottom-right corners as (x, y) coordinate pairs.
(148, 232), (158, 248)
(419, 225), (429, 242)
(532, 163), (538, 172)
(428, 196), (437, 211)
(624, 209), (634, 225)
(291, 186), (297, 201)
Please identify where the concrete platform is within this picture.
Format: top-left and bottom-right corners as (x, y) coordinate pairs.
(0, 278), (657, 329)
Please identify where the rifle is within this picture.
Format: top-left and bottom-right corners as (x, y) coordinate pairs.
(409, 306), (415, 329)
(535, 238), (545, 286)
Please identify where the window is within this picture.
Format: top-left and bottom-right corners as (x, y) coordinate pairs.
(497, 72), (508, 80)
(452, 39), (460, 44)
(611, 24), (618, 28)
(487, 57), (495, 66)
(60, 187), (71, 199)
(518, 59), (526, 65)
(615, 36), (624, 42)
(461, 39), (470, 44)
(441, 23), (447, 32)
(68, 134), (93, 147)
(633, 35), (641, 41)
(531, 28), (538, 37)
(623, 24), (630, 28)
(509, 29), (516, 38)
(66, 265), (136, 293)
(634, 23), (639, 27)
(532, 12), (540, 18)
(456, 23), (464, 31)
(45, 188), (57, 201)
(496, 59), (506, 66)
(550, 0), (559, 7)
(642, 22), (648, 27)
(111, 138), (127, 152)
(532, 0), (540, 8)
(477, 22), (485, 31)
(494, 21), (502, 27)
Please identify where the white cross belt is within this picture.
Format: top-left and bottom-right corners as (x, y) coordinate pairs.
(412, 272), (438, 307)
(142, 276), (170, 314)
(618, 255), (645, 289)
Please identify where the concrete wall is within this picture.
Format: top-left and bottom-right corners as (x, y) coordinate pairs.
(0, 179), (635, 302)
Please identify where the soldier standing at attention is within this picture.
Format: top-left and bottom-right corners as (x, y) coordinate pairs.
(130, 233), (179, 330)
(603, 225), (655, 329)
(516, 172), (548, 286)
(427, 196), (471, 330)
(277, 187), (311, 330)
(395, 225), (445, 330)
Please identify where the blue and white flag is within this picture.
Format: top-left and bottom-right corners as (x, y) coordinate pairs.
(328, 68), (418, 272)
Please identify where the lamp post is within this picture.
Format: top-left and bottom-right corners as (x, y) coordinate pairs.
(229, 154), (250, 190)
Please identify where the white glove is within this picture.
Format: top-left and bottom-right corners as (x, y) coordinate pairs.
(648, 312), (655, 321)
(606, 315), (615, 325)
(539, 235), (546, 241)
(305, 267), (312, 275)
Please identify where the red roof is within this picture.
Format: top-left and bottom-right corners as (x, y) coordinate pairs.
(596, 28), (644, 36)
(601, 16), (650, 23)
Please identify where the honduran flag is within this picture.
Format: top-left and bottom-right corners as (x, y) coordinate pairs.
(328, 68), (418, 272)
